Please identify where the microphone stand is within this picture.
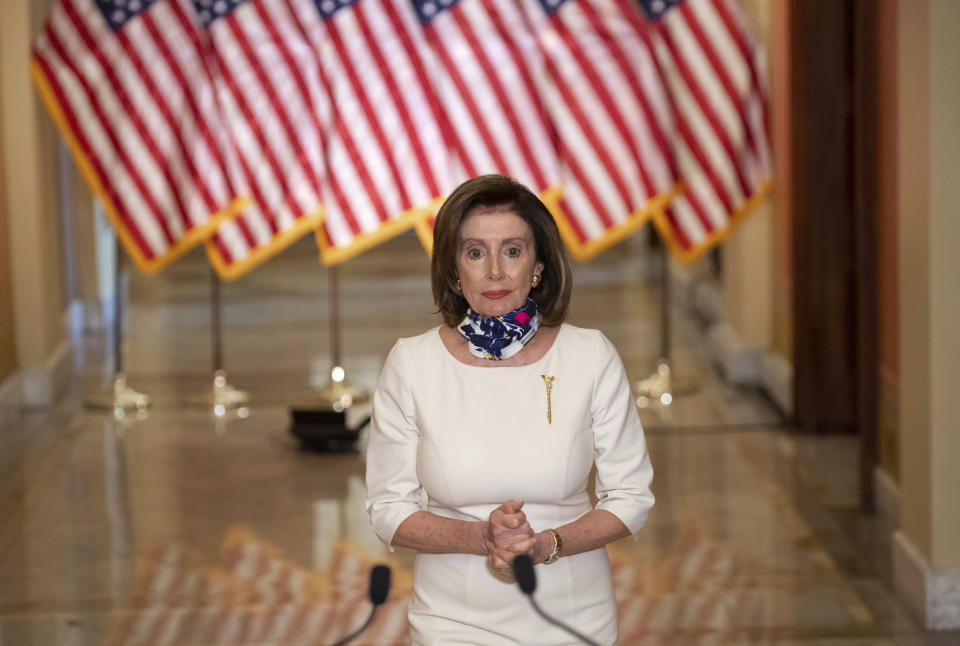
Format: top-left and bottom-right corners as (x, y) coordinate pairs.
(328, 564), (391, 646)
(513, 555), (600, 646)
(328, 608), (380, 646)
(525, 595), (600, 646)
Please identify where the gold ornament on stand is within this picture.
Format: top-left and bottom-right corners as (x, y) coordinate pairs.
(85, 372), (150, 415)
(187, 369), (250, 418)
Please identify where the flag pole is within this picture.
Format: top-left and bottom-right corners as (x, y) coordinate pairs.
(634, 235), (699, 409)
(187, 268), (249, 414)
(84, 237), (149, 412)
(288, 263), (370, 452)
(660, 242), (671, 362)
(307, 263), (369, 411)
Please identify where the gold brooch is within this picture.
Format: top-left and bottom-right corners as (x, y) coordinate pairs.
(541, 375), (557, 424)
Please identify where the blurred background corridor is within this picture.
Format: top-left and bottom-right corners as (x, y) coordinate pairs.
(2, 0), (959, 644)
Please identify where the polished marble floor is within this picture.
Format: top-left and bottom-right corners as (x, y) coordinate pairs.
(1, 232), (955, 645)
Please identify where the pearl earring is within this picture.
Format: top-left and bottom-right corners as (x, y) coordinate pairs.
(454, 279), (461, 293)
(532, 274), (541, 288)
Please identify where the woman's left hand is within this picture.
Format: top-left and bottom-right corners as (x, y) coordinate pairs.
(488, 500), (536, 563)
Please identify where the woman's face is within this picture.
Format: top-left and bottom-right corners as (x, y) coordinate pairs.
(456, 209), (544, 319)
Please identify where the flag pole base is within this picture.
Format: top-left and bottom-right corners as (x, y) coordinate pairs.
(84, 373), (150, 412)
(634, 360), (701, 409)
(299, 366), (370, 412)
(288, 367), (370, 452)
(186, 370), (250, 413)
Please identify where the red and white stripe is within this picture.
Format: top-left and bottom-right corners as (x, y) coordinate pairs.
(31, 0), (236, 268)
(109, 531), (775, 645)
(421, 0), (559, 194)
(108, 541), (300, 645)
(647, 0), (772, 255)
(196, 0), (329, 272)
(285, 0), (455, 253)
(520, 0), (677, 246)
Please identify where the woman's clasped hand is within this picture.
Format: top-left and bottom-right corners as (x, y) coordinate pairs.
(485, 499), (545, 581)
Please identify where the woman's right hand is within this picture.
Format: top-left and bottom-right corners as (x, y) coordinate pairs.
(486, 546), (517, 581)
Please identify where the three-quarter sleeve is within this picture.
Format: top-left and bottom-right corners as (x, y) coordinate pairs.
(365, 340), (423, 549)
(591, 333), (655, 535)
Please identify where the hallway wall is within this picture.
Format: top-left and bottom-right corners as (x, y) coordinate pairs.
(0, 0), (69, 403)
(697, 0), (792, 415)
(893, 0), (960, 629)
(723, 0), (776, 356)
(0, 111), (15, 385)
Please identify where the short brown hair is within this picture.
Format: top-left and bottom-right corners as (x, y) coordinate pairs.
(432, 175), (573, 328)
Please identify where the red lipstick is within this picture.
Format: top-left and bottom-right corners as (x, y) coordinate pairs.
(482, 290), (511, 300)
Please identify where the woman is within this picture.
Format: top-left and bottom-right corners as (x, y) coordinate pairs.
(365, 175), (654, 645)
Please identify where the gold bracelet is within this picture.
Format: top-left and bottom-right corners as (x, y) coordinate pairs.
(543, 528), (562, 564)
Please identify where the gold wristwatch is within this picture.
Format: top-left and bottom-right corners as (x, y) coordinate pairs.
(543, 528), (562, 564)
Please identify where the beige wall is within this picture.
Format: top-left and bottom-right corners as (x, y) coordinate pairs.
(722, 0), (780, 353)
(71, 162), (100, 305)
(769, 0), (792, 361)
(0, 69), (16, 383)
(925, 0), (960, 569)
(896, 0), (932, 558)
(897, 0), (960, 570)
(722, 0), (791, 360)
(0, 0), (67, 396)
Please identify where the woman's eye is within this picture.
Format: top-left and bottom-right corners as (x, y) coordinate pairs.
(506, 247), (522, 257)
(466, 248), (483, 259)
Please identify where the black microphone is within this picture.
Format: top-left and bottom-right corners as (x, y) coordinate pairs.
(512, 555), (601, 646)
(514, 553), (537, 594)
(329, 564), (391, 646)
(369, 564), (391, 604)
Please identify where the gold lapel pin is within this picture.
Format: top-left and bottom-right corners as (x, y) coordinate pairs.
(541, 375), (557, 424)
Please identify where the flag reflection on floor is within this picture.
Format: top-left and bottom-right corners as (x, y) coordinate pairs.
(104, 527), (412, 646)
(103, 522), (802, 645)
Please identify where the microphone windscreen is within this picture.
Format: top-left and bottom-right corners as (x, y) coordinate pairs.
(369, 565), (391, 605)
(513, 554), (536, 595)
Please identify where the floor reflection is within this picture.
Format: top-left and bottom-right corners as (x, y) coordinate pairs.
(0, 233), (951, 645)
(104, 528), (411, 646)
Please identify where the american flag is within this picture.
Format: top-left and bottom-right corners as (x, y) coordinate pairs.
(31, 0), (242, 274)
(193, 0), (328, 278)
(288, 0), (456, 265)
(521, 0), (680, 259)
(639, 0), (772, 259)
(35, 0), (770, 277)
(410, 0), (560, 194)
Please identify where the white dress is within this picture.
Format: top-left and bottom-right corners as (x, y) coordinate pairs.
(365, 324), (654, 645)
